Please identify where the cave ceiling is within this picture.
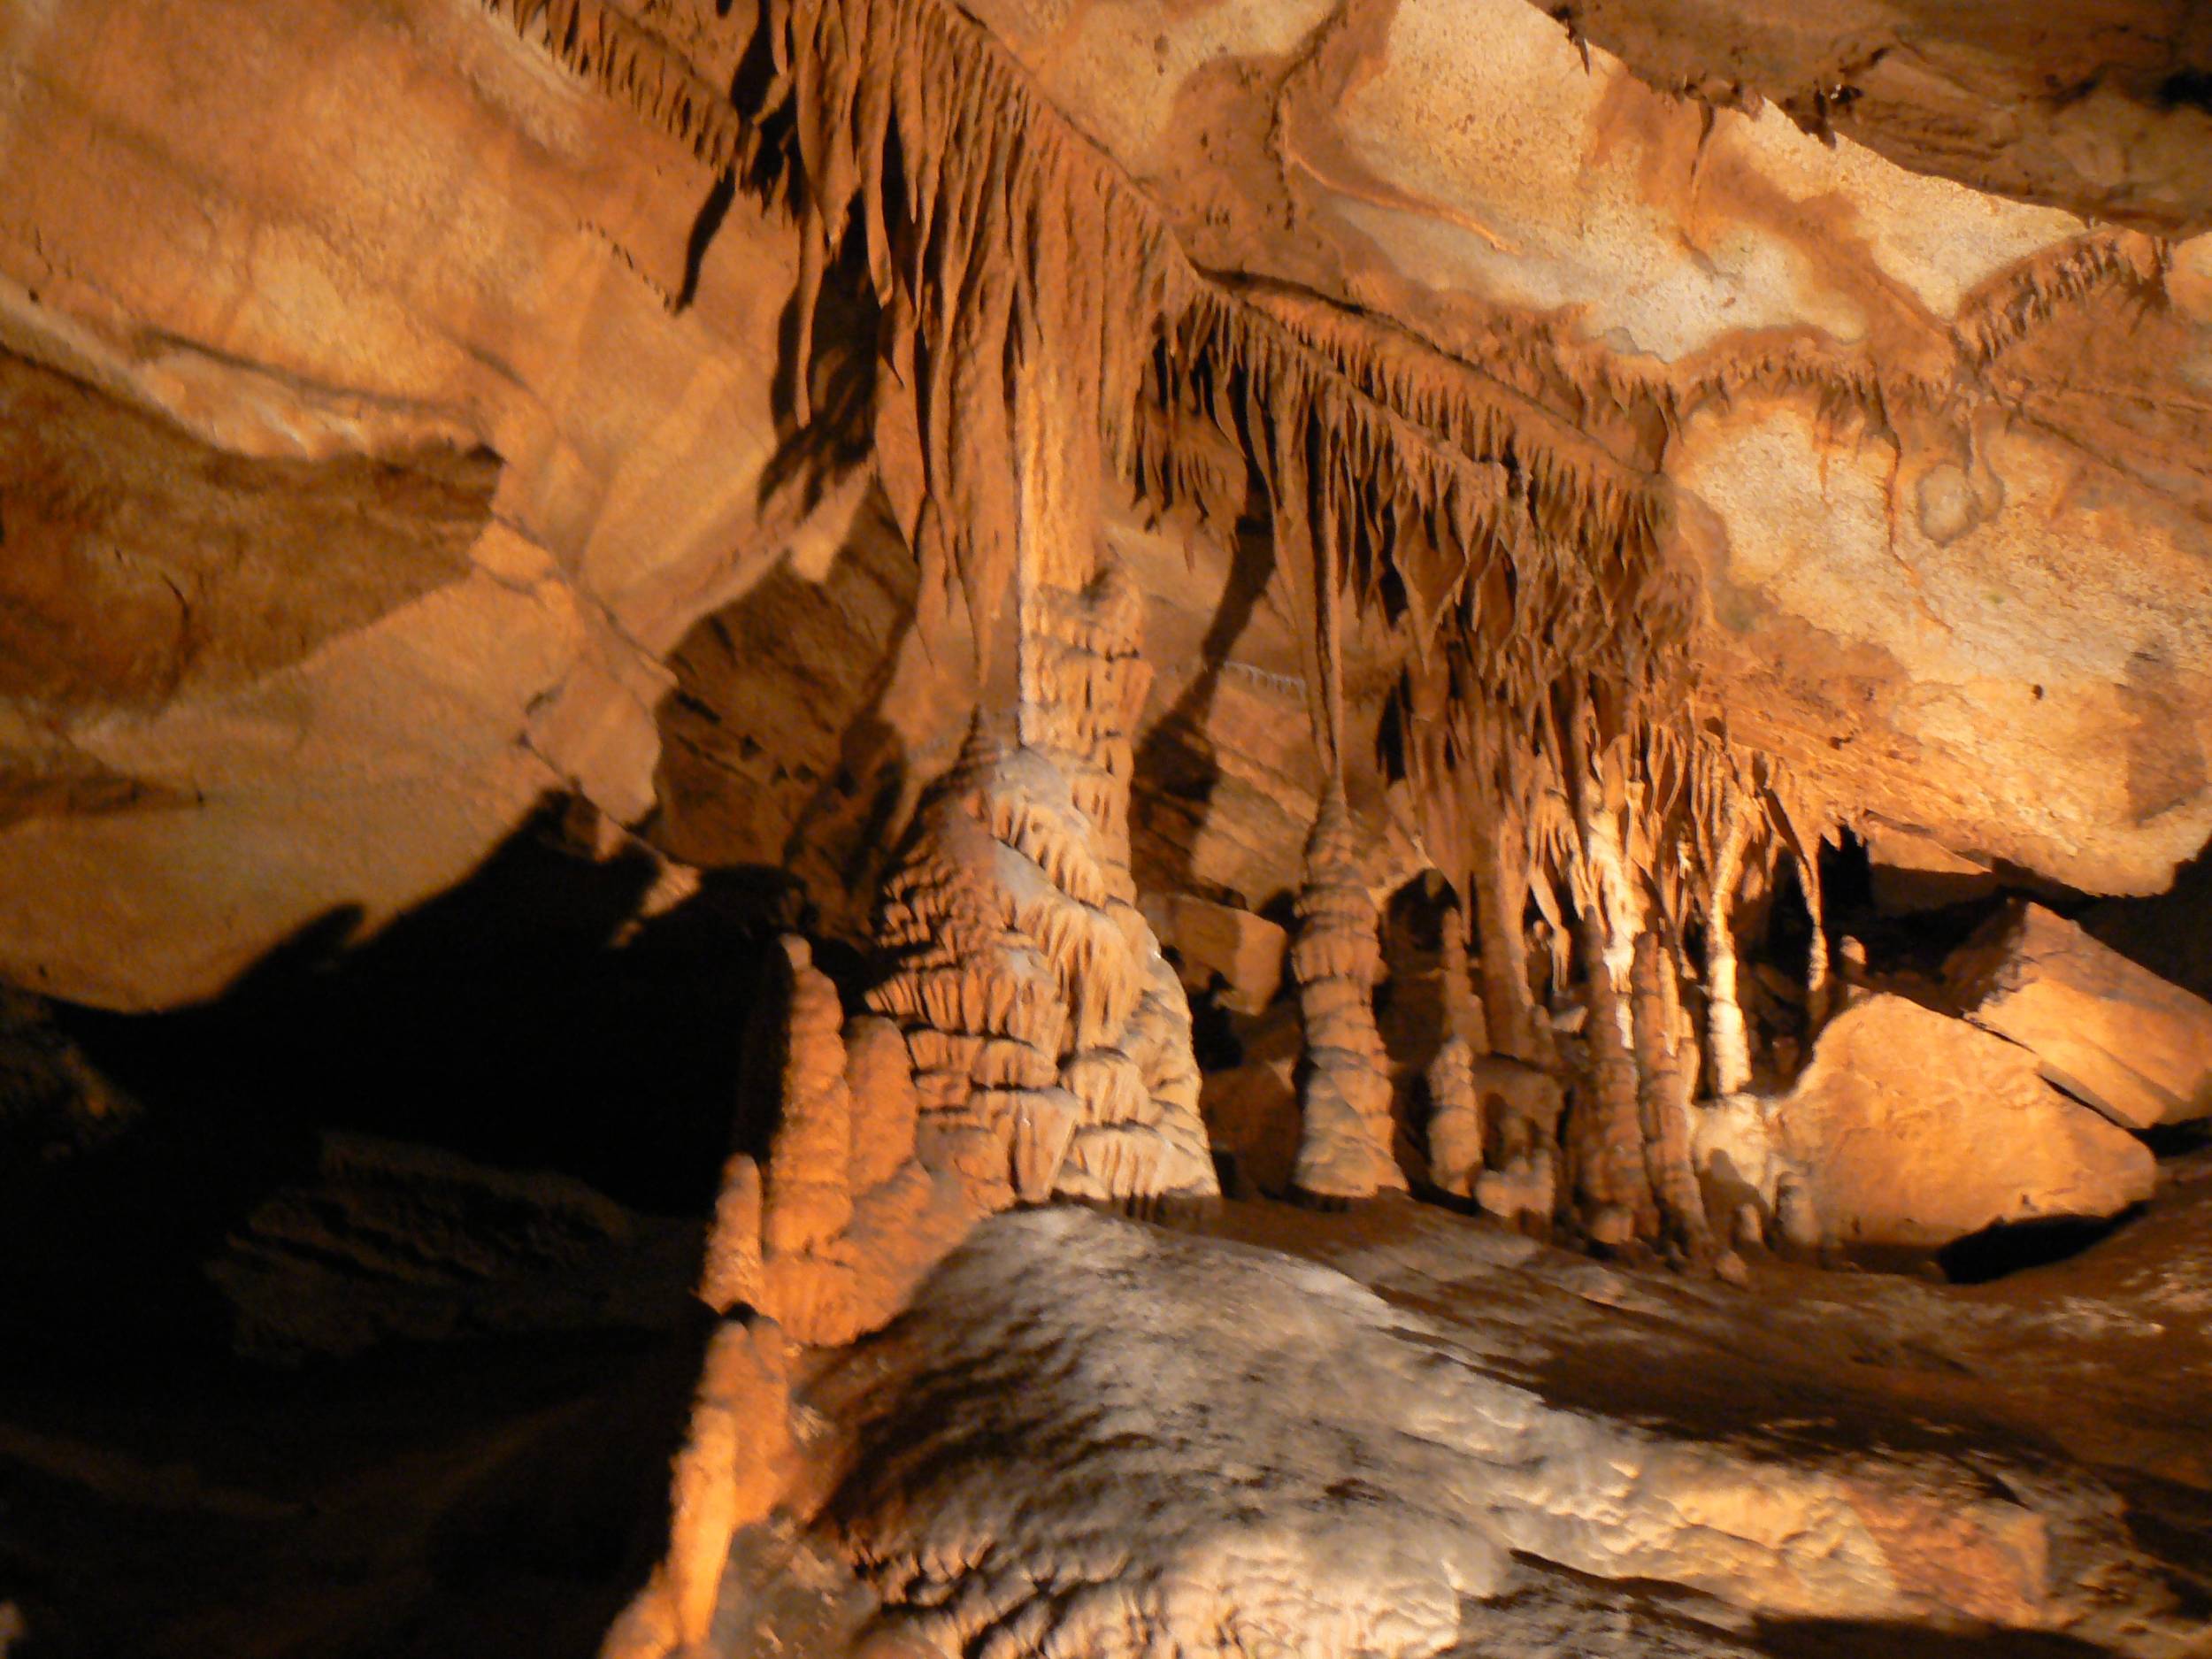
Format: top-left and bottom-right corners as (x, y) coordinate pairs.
(0, 0), (2209, 1008)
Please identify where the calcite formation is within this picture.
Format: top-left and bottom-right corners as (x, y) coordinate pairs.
(1288, 787), (1407, 1201)
(1424, 1035), (1484, 1199)
(809, 1209), (2195, 1658)
(4, 0), (2212, 1655)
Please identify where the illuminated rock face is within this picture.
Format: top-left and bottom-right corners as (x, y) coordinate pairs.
(4, 4), (2212, 1658)
(1947, 901), (2212, 1131)
(2, 0), (2209, 1010)
(1696, 995), (2158, 1250)
(807, 1207), (2196, 1658)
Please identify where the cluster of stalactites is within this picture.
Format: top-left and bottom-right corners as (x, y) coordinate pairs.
(736, 0), (1700, 757)
(1288, 786), (1408, 1201)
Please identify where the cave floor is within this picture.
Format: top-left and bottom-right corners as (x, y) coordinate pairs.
(4, 1154), (2209, 1659)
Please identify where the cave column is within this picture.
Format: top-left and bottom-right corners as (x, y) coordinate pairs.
(1290, 784), (1409, 1200)
(1472, 803), (1550, 1067)
(1705, 801), (1753, 1098)
(1286, 488), (1404, 1200)
(1566, 729), (1659, 1245)
(1632, 930), (1713, 1260)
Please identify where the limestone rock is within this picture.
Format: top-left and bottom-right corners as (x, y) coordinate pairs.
(1864, 826), (2003, 915)
(1770, 996), (2156, 1250)
(1156, 893), (1286, 1017)
(1947, 901), (2212, 1129)
(1289, 788), (1406, 1201)
(811, 1208), (2168, 1657)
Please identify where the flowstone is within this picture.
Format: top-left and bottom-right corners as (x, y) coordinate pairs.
(804, 1207), (2180, 1659)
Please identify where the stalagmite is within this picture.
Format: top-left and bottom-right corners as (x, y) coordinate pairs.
(688, 933), (973, 1350)
(868, 718), (1091, 1214)
(601, 1317), (795, 1659)
(1425, 1035), (1485, 1198)
(1290, 787), (1407, 1200)
(1428, 898), (1490, 1198)
(1570, 902), (1657, 1244)
(859, 363), (1216, 1219)
(698, 1152), (764, 1316)
(761, 935), (856, 1258)
(1025, 551), (1218, 1206)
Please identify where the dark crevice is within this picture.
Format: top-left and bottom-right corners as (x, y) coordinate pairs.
(1935, 1205), (2142, 1284)
(676, 172), (736, 311)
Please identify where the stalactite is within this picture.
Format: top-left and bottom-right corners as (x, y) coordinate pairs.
(747, 0), (1700, 762)
(478, 0), (762, 188)
(1290, 786), (1406, 1201)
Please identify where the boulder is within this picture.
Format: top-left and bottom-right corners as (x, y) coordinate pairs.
(1768, 996), (2154, 1249)
(1863, 825), (2002, 915)
(1947, 901), (2212, 1129)
(1156, 893), (1287, 1016)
